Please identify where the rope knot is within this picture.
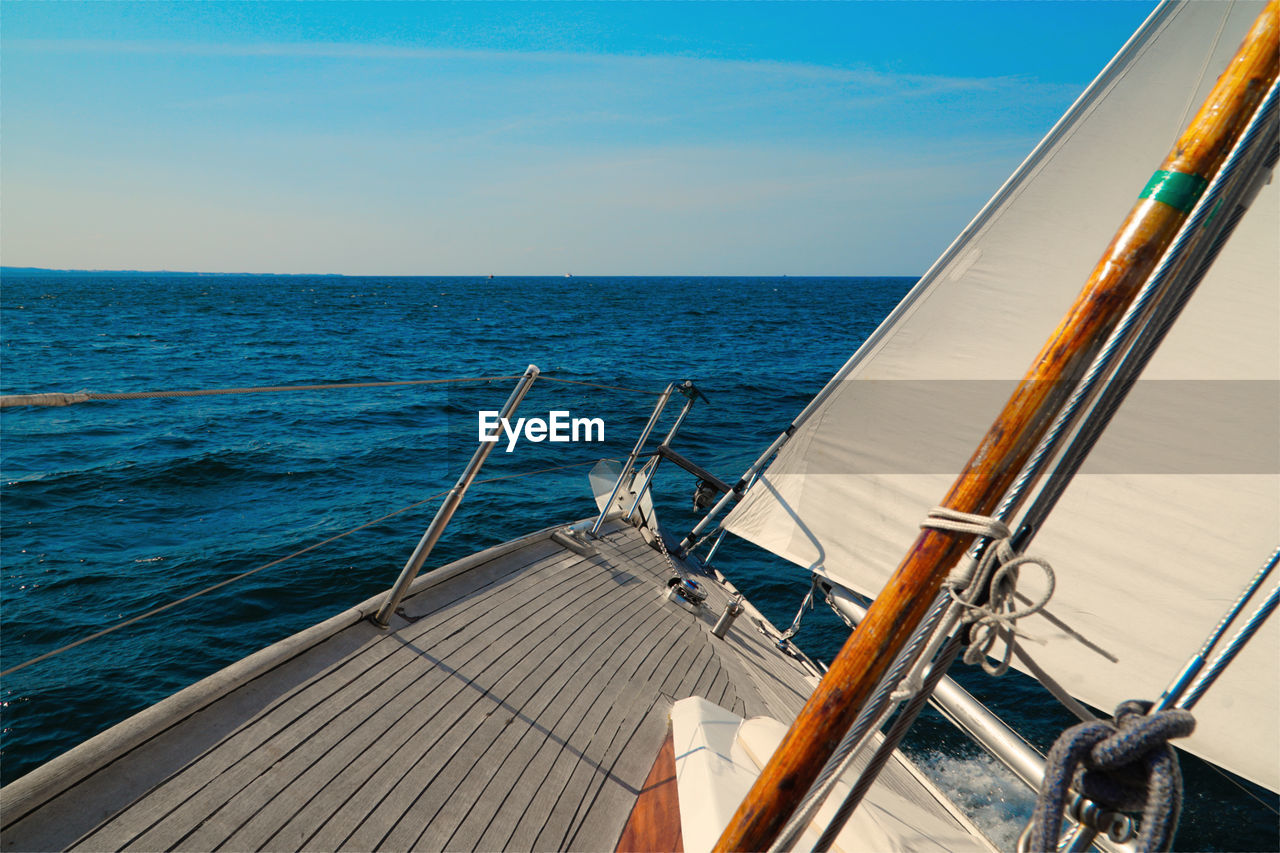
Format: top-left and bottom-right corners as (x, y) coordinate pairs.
(920, 507), (1055, 675)
(1028, 701), (1196, 852)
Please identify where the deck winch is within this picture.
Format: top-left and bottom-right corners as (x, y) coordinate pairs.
(665, 576), (708, 614)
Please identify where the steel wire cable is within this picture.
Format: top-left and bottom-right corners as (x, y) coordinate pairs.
(0, 457), (617, 677)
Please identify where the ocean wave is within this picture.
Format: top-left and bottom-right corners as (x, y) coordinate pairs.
(913, 750), (1034, 852)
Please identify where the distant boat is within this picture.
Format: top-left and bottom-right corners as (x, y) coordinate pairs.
(1, 2), (1275, 851)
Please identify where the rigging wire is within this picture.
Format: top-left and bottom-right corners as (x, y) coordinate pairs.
(534, 376), (664, 395)
(813, 636), (967, 852)
(786, 85), (1280, 839)
(1157, 548), (1279, 711)
(1203, 763), (1280, 817)
(0, 375), (522, 407)
(0, 457), (617, 678)
(0, 373), (664, 408)
(768, 591), (953, 853)
(1002, 79), (1278, 540)
(1178, 581), (1280, 712)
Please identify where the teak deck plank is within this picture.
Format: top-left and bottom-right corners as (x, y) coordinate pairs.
(25, 624), (382, 852)
(90, 548), (598, 852)
(522, 637), (701, 852)
(75, 541), (585, 851)
(305, 546), (655, 850)
(317, 561), (634, 851)
(9, 521), (974, 853)
(493, 623), (696, 852)
(234, 557), (646, 851)
(272, 570), (648, 850)
(431, 584), (679, 851)
(568, 699), (673, 852)
(389, 585), (663, 851)
(538, 642), (715, 852)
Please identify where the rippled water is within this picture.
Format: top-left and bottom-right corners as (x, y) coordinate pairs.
(1, 272), (1274, 850)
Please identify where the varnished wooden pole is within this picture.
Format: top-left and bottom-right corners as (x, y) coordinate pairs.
(714, 3), (1279, 850)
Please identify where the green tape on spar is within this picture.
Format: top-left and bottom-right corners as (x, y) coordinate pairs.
(1139, 169), (1208, 213)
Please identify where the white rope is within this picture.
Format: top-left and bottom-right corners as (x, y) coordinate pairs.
(921, 506), (1012, 540)
(921, 506), (1056, 676)
(0, 376), (524, 408)
(782, 507), (1055, 847)
(890, 606), (962, 702)
(0, 374), (665, 408)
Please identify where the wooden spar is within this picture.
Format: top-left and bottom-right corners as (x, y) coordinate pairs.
(713, 3), (1280, 851)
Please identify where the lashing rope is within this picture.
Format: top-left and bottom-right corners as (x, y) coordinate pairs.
(921, 507), (1056, 676)
(918, 508), (1095, 721)
(776, 508), (1054, 851)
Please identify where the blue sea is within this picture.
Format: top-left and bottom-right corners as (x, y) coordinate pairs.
(1, 272), (1275, 851)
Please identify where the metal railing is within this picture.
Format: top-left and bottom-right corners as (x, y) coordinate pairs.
(622, 381), (700, 521)
(587, 380), (711, 535)
(372, 365), (541, 627)
(588, 382), (675, 535)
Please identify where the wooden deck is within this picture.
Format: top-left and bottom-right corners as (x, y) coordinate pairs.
(1, 520), (981, 852)
(615, 730), (682, 853)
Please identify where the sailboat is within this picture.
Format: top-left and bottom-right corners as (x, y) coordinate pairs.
(1, 0), (1276, 851)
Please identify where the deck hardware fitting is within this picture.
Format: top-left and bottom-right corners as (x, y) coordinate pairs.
(665, 576), (707, 614)
(372, 365), (540, 628)
(712, 597), (744, 639)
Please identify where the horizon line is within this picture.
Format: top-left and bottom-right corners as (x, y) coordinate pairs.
(0, 266), (922, 279)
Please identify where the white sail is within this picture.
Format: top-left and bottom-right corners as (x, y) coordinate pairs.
(724, 0), (1279, 791)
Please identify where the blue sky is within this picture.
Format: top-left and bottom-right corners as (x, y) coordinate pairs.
(2, 1), (1158, 275)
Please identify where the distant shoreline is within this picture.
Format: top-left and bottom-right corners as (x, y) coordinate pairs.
(1, 267), (917, 280)
(0, 266), (346, 278)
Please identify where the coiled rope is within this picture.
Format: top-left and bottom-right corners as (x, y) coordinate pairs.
(1028, 700), (1196, 852)
(0, 373), (663, 408)
(0, 457), (616, 677)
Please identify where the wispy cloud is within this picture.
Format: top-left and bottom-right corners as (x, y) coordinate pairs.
(6, 36), (1034, 100)
(1, 28), (1082, 274)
